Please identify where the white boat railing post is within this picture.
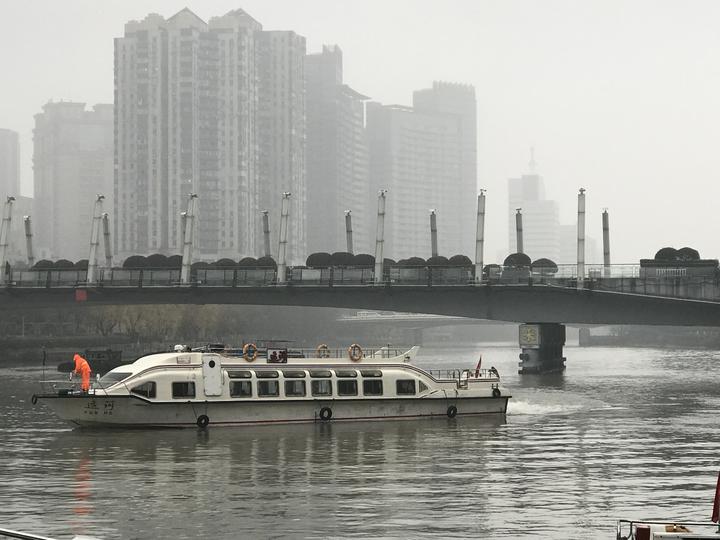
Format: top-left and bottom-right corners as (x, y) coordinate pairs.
(474, 189), (486, 282)
(180, 193), (198, 285)
(277, 192), (291, 284)
(23, 216), (34, 268)
(373, 189), (387, 284)
(87, 194), (104, 285)
(0, 196), (15, 285)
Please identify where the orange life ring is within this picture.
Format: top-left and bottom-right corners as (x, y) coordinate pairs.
(243, 343), (258, 362)
(316, 344), (331, 358)
(348, 343), (363, 362)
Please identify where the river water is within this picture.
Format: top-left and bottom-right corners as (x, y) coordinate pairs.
(1, 344), (719, 539)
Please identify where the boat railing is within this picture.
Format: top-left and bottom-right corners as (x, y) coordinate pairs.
(427, 368), (500, 386)
(616, 519), (720, 539)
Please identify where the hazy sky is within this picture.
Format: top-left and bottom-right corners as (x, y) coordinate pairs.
(3, 0), (720, 263)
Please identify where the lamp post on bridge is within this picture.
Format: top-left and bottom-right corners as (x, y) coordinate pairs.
(374, 189), (387, 284)
(0, 196), (15, 285)
(577, 188), (586, 290)
(429, 209), (438, 258)
(602, 209), (610, 278)
(87, 194), (105, 285)
(180, 193), (198, 285)
(475, 190), (486, 282)
(345, 210), (354, 255)
(515, 208), (524, 254)
(102, 213), (112, 269)
(23, 216), (34, 269)
(277, 192), (291, 284)
(261, 210), (271, 258)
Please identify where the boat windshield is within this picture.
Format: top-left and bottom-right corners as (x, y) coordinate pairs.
(98, 372), (133, 387)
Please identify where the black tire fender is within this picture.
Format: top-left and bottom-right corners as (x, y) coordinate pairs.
(447, 405), (457, 418)
(319, 407), (332, 421)
(196, 414), (210, 428)
(492, 388), (501, 398)
(31, 394), (38, 405)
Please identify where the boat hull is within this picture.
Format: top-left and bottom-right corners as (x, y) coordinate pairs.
(38, 394), (510, 428)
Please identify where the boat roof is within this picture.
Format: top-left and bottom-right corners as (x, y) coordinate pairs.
(108, 346), (420, 377)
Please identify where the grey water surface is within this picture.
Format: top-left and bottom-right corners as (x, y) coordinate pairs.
(1, 345), (719, 539)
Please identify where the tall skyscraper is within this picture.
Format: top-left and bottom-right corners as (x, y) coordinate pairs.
(367, 82), (477, 260)
(306, 45), (370, 255)
(33, 102), (113, 261)
(257, 30), (307, 263)
(507, 172), (561, 261)
(115, 8), (306, 262)
(0, 129), (20, 201)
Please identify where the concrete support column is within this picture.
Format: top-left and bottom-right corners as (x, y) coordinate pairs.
(475, 190), (486, 281)
(515, 208), (524, 253)
(577, 188), (586, 289)
(602, 209), (610, 278)
(277, 192), (291, 284)
(87, 194), (105, 285)
(345, 210), (354, 255)
(374, 190), (387, 284)
(429, 209), (438, 258)
(23, 216), (34, 268)
(0, 196), (15, 285)
(102, 213), (112, 269)
(180, 193), (198, 285)
(262, 210), (271, 258)
(518, 323), (566, 374)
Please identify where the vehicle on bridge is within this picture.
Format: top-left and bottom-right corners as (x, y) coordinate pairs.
(32, 344), (510, 428)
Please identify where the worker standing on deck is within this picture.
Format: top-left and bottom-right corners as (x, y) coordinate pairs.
(70, 353), (92, 392)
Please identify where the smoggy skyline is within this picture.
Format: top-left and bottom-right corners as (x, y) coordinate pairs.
(2, 0), (720, 263)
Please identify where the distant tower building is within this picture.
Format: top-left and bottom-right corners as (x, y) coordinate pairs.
(33, 102), (113, 261)
(306, 45), (370, 255)
(367, 82), (477, 260)
(115, 8), (306, 262)
(257, 30), (307, 263)
(0, 129), (20, 201)
(507, 169), (561, 261)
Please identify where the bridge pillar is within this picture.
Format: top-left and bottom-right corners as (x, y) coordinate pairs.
(518, 323), (566, 374)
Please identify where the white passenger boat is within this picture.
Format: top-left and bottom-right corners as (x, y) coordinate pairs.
(616, 519), (720, 539)
(33, 345), (510, 428)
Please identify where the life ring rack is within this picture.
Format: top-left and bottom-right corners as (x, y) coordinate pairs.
(243, 343), (258, 362)
(348, 343), (363, 362)
(316, 344), (331, 358)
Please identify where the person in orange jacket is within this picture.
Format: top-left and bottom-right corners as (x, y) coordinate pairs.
(70, 353), (92, 392)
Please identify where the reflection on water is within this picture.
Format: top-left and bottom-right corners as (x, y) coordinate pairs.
(1, 345), (720, 539)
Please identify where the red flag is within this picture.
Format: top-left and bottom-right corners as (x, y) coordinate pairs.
(712, 471), (720, 522)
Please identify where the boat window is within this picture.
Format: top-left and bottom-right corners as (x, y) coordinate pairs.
(282, 370), (306, 379)
(98, 372), (132, 387)
(285, 380), (306, 397)
(337, 380), (358, 396)
(172, 382), (196, 399)
(227, 370), (252, 379)
(363, 380), (383, 396)
(360, 370), (382, 378)
(230, 381), (252, 398)
(334, 369), (357, 378)
(396, 379), (416, 395)
(257, 380), (279, 397)
(309, 369), (332, 378)
(255, 371), (279, 379)
(418, 381), (428, 393)
(311, 380), (332, 396)
(131, 381), (156, 399)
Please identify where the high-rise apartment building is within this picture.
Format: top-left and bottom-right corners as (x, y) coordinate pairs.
(367, 82), (477, 260)
(257, 30), (307, 263)
(115, 8), (306, 262)
(306, 45), (370, 255)
(0, 129), (20, 201)
(507, 173), (561, 261)
(33, 102), (113, 261)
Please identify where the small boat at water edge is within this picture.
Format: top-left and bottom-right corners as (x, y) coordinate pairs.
(32, 344), (510, 428)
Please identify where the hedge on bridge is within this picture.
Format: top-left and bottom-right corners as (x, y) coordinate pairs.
(503, 252), (531, 268)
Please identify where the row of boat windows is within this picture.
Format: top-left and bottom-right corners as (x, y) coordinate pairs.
(226, 369), (386, 379)
(130, 379), (428, 399)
